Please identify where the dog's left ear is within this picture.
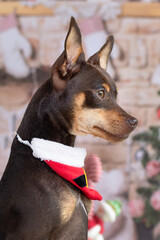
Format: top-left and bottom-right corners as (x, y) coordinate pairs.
(51, 17), (85, 91)
(88, 35), (114, 71)
(64, 17), (84, 68)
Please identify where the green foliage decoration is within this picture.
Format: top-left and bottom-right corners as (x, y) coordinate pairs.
(132, 126), (160, 228)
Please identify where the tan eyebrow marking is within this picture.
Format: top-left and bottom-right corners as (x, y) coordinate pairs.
(103, 83), (110, 92)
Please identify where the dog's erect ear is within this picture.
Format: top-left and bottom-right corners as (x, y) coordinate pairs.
(51, 17), (85, 91)
(88, 35), (114, 71)
(65, 17), (83, 67)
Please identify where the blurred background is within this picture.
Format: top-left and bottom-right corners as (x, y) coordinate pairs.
(0, 0), (160, 239)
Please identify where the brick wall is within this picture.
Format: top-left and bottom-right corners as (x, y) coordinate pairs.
(0, 13), (160, 178)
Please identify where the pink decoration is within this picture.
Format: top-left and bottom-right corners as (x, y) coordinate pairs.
(146, 160), (160, 178)
(85, 154), (102, 183)
(79, 16), (104, 36)
(150, 190), (160, 211)
(85, 154), (102, 219)
(0, 13), (17, 33)
(88, 180), (95, 220)
(129, 199), (145, 218)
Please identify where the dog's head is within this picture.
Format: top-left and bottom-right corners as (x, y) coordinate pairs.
(51, 17), (137, 143)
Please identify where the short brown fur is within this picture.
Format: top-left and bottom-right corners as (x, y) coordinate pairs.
(0, 17), (137, 240)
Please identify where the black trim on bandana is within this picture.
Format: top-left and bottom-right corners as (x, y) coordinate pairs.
(73, 174), (86, 188)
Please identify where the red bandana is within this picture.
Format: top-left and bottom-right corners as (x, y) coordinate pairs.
(45, 160), (102, 201)
(16, 134), (102, 201)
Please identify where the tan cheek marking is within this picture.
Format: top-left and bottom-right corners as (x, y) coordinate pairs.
(75, 108), (124, 133)
(60, 192), (77, 224)
(100, 109), (121, 120)
(72, 91), (125, 137)
(97, 109), (127, 132)
(74, 92), (85, 108)
(103, 83), (110, 92)
(71, 93), (86, 135)
(71, 108), (106, 135)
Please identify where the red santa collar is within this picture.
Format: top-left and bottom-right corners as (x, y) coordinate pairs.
(16, 134), (102, 201)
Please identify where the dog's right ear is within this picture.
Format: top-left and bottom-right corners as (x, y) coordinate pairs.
(88, 35), (114, 71)
(51, 17), (85, 91)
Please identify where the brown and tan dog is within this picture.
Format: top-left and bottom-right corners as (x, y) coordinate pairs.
(0, 17), (137, 240)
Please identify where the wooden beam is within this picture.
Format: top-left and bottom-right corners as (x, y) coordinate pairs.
(0, 2), (52, 15)
(0, 2), (160, 18)
(122, 2), (160, 18)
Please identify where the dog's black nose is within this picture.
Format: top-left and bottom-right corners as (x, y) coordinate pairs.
(127, 117), (138, 128)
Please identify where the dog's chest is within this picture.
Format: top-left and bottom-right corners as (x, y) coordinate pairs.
(58, 180), (91, 225)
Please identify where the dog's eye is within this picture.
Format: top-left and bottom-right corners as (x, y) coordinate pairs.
(97, 89), (105, 99)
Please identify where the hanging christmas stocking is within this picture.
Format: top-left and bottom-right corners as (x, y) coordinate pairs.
(0, 13), (32, 79)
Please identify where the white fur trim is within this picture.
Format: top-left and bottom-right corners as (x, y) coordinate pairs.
(88, 225), (101, 238)
(16, 134), (31, 148)
(96, 235), (104, 240)
(17, 134), (86, 168)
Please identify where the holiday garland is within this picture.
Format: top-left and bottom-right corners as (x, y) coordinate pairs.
(129, 126), (160, 228)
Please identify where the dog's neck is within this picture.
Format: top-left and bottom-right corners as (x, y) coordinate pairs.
(17, 80), (75, 147)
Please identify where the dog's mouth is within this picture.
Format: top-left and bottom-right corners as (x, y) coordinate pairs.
(92, 126), (129, 143)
